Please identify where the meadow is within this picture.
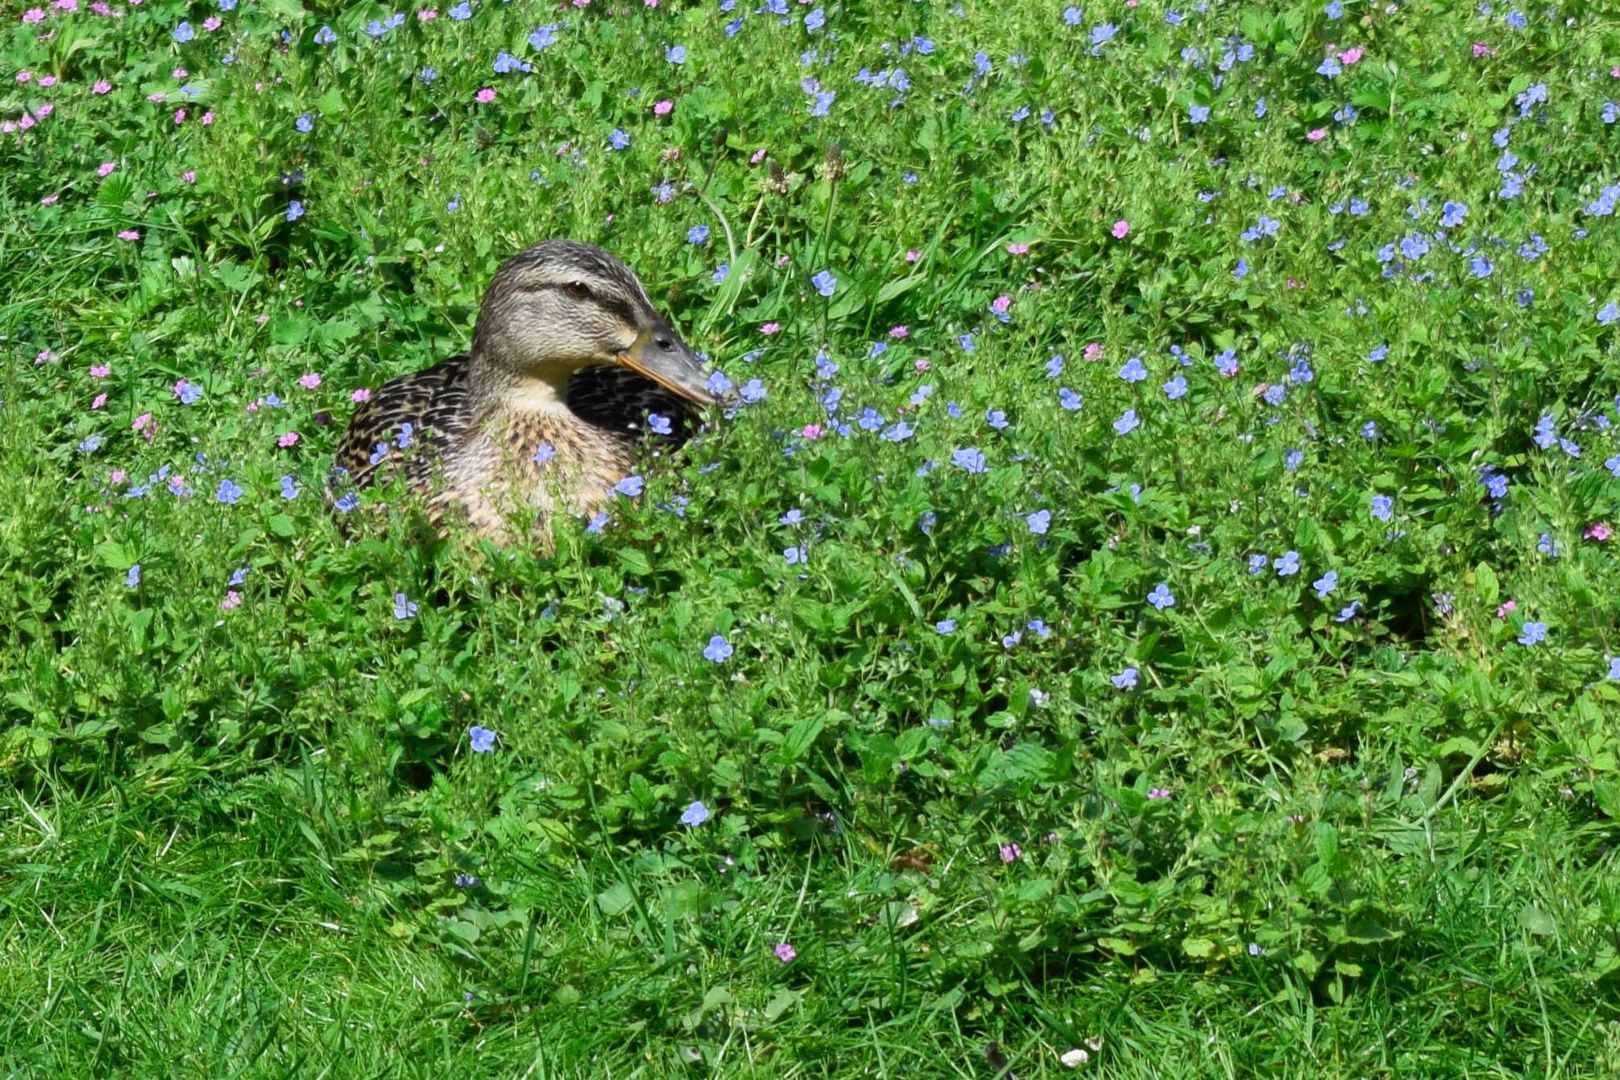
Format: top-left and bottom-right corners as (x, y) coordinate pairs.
(3, 0), (1620, 1074)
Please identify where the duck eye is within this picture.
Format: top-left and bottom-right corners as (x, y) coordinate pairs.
(564, 281), (592, 300)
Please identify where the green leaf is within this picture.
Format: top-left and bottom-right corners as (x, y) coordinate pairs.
(596, 882), (636, 917)
(1474, 562), (1499, 607)
(780, 716), (823, 763)
(1516, 904), (1555, 936)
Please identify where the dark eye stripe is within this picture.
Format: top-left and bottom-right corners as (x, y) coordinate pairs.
(521, 282), (642, 327)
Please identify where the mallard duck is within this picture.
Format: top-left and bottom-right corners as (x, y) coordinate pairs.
(333, 240), (717, 545)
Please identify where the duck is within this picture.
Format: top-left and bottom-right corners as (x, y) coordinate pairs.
(333, 240), (718, 546)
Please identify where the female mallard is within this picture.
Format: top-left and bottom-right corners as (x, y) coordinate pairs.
(333, 240), (718, 545)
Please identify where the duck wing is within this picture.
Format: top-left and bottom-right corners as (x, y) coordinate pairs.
(333, 353), (475, 490)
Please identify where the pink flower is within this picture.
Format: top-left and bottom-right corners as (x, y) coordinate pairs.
(904, 248), (921, 262)
(181, 169), (196, 184)
(1006, 242), (1029, 255)
(117, 230), (139, 241)
(749, 147), (767, 164)
(171, 67), (187, 78)
(653, 99), (673, 116)
(760, 322), (781, 336)
(298, 372), (322, 389)
(202, 15), (219, 30)
(1338, 47), (1363, 64)
(418, 7), (437, 17)
(914, 358), (930, 372)
(1306, 128), (1327, 141)
(352, 387), (372, 403)
(999, 843), (1022, 863)
(1586, 522), (1613, 541)
(40, 193), (58, 205)
(1473, 42), (1496, 58)
(173, 108), (185, 125)
(16, 70), (32, 83)
(97, 161), (116, 177)
(35, 349), (53, 364)
(109, 469), (126, 484)
(92, 79), (110, 94)
(1, 121), (17, 134)
(220, 591), (242, 611)
(773, 942), (796, 963)
(91, 393), (107, 409)
(801, 423), (823, 440)
(18, 114), (35, 130)
(889, 325), (908, 339)
(22, 9), (46, 23)
(277, 431), (299, 448)
(54, 0), (76, 8)
(89, 364), (110, 377)
(146, 92), (165, 103)
(990, 294), (1011, 315)
(36, 102), (52, 117)
(132, 412), (151, 431)
(1495, 599), (1516, 619)
(1111, 219), (1130, 238)
(1147, 787), (1171, 799)
(39, 74), (55, 86)
(200, 111), (214, 125)
(474, 87), (496, 103)
(1083, 342), (1102, 361)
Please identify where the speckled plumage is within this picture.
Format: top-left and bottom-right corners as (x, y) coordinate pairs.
(332, 241), (715, 546)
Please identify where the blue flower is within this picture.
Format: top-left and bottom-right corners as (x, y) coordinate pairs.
(687, 224), (710, 245)
(1325, 0), (1343, 16)
(881, 421), (913, 442)
(1119, 356), (1148, 383)
(587, 511), (609, 533)
(1189, 103), (1210, 123)
(805, 7), (824, 31)
(711, 264), (729, 284)
(614, 475), (644, 497)
(739, 379), (766, 404)
(1147, 583), (1175, 610)
(811, 269), (836, 297)
(334, 492), (360, 513)
(951, 447), (987, 474)
(666, 44), (686, 64)
(533, 443), (556, 464)
(1518, 621), (1546, 646)
(1284, 449), (1304, 472)
(1163, 374), (1188, 400)
(468, 725), (497, 753)
(172, 20), (195, 42)
(1598, 301), (1619, 326)
(1316, 57), (1342, 78)
(1063, 6), (1082, 24)
(393, 592), (418, 620)
(647, 414), (672, 436)
(1111, 667), (1138, 690)
(125, 564), (142, 588)
(77, 434), (103, 454)
(1026, 509), (1051, 535)
(809, 90), (836, 117)
(1370, 495), (1393, 521)
(934, 619), (956, 635)
(314, 25), (337, 44)
(286, 200), (304, 222)
(1113, 409), (1140, 435)
(1335, 599), (1362, 622)
(1607, 656), (1620, 681)
(703, 634), (733, 663)
(680, 800), (710, 826)
(779, 507), (803, 525)
(1248, 554), (1268, 575)
(528, 24), (558, 49)
(295, 113), (313, 133)
(216, 479), (243, 505)
(1045, 354), (1064, 378)
(609, 127), (630, 150)
(706, 371), (734, 397)
(279, 475), (298, 500)
(1274, 550), (1300, 576)
(1059, 387), (1082, 411)
(986, 409), (1009, 430)
(1312, 570), (1339, 598)
(784, 544), (807, 565)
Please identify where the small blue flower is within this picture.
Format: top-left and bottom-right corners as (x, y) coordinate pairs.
(609, 127), (631, 150)
(278, 475), (298, 500)
(1113, 409), (1140, 435)
(881, 421), (913, 442)
(680, 800), (710, 826)
(1163, 374), (1188, 400)
(1189, 103), (1211, 124)
(934, 619), (957, 635)
(393, 592), (418, 620)
(811, 269), (837, 297)
(468, 725), (497, 753)
(314, 25), (337, 45)
(1026, 509), (1051, 535)
(1146, 583), (1175, 611)
(1335, 600), (1361, 622)
(1370, 495), (1393, 521)
(1111, 667), (1138, 690)
(687, 224), (710, 245)
(1059, 387), (1082, 411)
(1312, 570), (1338, 598)
(703, 634), (733, 663)
(587, 510), (609, 533)
(295, 113), (313, 133)
(986, 409), (1009, 430)
(1517, 621), (1547, 646)
(1248, 554), (1268, 575)
(707, 371), (735, 396)
(125, 564), (142, 588)
(647, 414), (672, 436)
(172, 20), (195, 42)
(216, 479), (243, 505)
(739, 378), (766, 404)
(1274, 550), (1300, 576)
(784, 544), (807, 565)
(779, 508), (803, 525)
(614, 475), (644, 498)
(1119, 356), (1148, 383)
(528, 23), (557, 48)
(805, 7), (825, 32)
(1598, 301), (1619, 327)
(951, 447), (987, 474)
(533, 443), (556, 464)
(286, 200), (304, 222)
(666, 44), (687, 64)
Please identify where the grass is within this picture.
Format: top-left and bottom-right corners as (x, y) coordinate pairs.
(3, 0), (1620, 1074)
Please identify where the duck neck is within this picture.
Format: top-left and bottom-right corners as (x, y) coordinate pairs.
(469, 349), (577, 419)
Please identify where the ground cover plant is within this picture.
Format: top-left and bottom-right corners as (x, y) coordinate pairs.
(3, 0), (1620, 1074)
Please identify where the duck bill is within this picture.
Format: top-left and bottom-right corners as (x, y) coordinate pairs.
(615, 326), (718, 406)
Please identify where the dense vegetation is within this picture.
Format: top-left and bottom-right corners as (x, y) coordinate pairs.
(3, 0), (1619, 1074)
